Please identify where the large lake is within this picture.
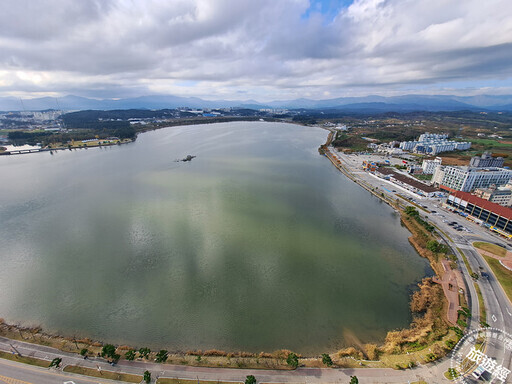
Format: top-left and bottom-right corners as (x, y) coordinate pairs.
(0, 122), (431, 354)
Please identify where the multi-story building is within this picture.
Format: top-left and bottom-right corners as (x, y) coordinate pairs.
(418, 133), (448, 141)
(398, 133), (471, 155)
(473, 185), (512, 206)
(432, 166), (512, 192)
(422, 157), (442, 174)
(469, 152), (505, 168)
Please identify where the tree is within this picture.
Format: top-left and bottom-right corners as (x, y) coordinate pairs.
(144, 370), (151, 383)
(321, 353), (333, 367)
(139, 347), (151, 359)
(405, 206), (418, 216)
(245, 375), (256, 384)
(426, 240), (440, 253)
(155, 349), (168, 363)
(125, 349), (136, 361)
(286, 352), (299, 368)
(350, 376), (358, 384)
(80, 348), (88, 357)
(49, 357), (62, 368)
(101, 344), (117, 359)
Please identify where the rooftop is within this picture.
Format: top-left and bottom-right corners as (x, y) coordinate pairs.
(449, 190), (512, 221)
(377, 167), (439, 193)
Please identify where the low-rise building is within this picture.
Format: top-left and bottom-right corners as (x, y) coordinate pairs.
(375, 167), (439, 197)
(446, 191), (512, 234)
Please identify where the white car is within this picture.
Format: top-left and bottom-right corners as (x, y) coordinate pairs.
(472, 365), (485, 379)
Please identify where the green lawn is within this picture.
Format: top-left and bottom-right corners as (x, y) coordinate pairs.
(469, 138), (512, 147)
(474, 283), (486, 323)
(483, 255), (512, 302)
(474, 242), (507, 257)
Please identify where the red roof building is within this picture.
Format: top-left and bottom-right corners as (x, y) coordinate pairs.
(446, 190), (512, 233)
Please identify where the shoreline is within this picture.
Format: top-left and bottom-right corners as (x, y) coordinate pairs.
(0, 124), (457, 371)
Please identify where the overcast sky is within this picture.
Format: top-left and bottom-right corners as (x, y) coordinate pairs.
(1, 0), (512, 101)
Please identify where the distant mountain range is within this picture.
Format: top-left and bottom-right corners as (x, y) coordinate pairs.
(2, 94), (512, 112)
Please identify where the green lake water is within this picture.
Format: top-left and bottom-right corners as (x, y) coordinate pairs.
(0, 122), (431, 354)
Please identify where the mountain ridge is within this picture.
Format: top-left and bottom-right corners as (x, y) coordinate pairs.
(1, 94), (512, 112)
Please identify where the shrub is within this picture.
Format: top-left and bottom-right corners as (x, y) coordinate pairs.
(321, 353), (333, 366)
(139, 347), (151, 359)
(101, 344), (117, 359)
(125, 350), (136, 361)
(286, 352), (299, 368)
(155, 350), (168, 363)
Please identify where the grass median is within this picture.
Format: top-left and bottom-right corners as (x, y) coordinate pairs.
(474, 242), (507, 257)
(157, 379), (242, 384)
(482, 255), (512, 302)
(0, 350), (50, 368)
(63, 365), (142, 383)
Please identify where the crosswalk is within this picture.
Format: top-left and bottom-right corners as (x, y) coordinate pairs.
(0, 375), (32, 384)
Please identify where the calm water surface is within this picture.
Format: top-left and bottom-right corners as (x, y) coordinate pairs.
(0, 122), (431, 354)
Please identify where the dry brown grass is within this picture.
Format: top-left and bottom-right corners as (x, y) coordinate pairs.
(63, 365), (141, 382)
(364, 344), (380, 361)
(336, 347), (364, 359)
(382, 278), (448, 354)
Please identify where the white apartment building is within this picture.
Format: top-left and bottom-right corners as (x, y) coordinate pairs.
(432, 166), (512, 192)
(398, 132), (471, 155)
(422, 157), (442, 174)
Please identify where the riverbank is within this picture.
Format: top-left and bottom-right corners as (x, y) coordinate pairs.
(0, 137), (133, 156)
(319, 138), (468, 362)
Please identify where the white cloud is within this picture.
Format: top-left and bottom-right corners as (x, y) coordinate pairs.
(0, 0), (511, 100)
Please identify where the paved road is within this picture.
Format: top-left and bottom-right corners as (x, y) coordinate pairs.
(0, 357), (123, 384)
(0, 334), (453, 383)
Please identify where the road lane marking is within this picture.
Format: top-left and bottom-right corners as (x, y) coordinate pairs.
(507, 308), (512, 316)
(0, 375), (32, 384)
(492, 314), (498, 322)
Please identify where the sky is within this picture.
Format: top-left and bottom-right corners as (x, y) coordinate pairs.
(1, 0), (512, 101)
